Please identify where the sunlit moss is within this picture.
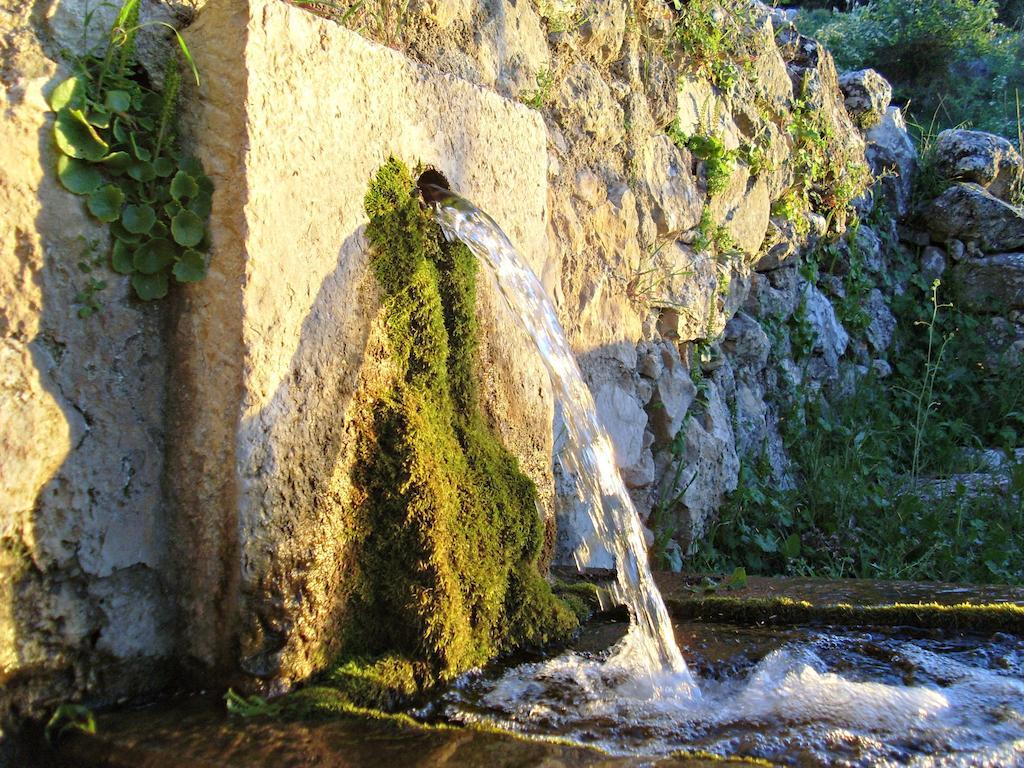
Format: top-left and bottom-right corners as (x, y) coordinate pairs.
(327, 158), (577, 700)
(668, 595), (1024, 633)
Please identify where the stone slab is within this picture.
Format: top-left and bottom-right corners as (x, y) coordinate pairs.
(173, 0), (553, 690)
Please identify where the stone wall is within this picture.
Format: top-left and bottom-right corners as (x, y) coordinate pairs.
(1, 0), (176, 744)
(0, 0), (964, 737)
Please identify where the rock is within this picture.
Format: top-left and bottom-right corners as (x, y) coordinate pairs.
(933, 129), (1024, 201)
(723, 312), (771, 374)
(865, 107), (917, 217)
(578, 0), (627, 64)
(920, 246), (948, 284)
(636, 135), (702, 237)
(802, 281), (849, 376)
(553, 60), (625, 146)
(864, 288), (896, 352)
(948, 239), (966, 261)
(708, 170), (772, 258)
(594, 380), (651, 488)
(175, 0), (557, 688)
(675, 382), (740, 540)
(924, 183), (1024, 253)
(950, 253), (1024, 311)
(647, 354), (697, 445)
(838, 68), (892, 129)
(744, 267), (799, 321)
(872, 358), (893, 378)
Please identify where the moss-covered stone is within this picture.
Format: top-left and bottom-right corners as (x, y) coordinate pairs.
(667, 595), (1024, 634)
(329, 158), (575, 697)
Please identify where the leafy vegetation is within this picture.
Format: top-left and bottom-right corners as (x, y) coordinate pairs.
(49, 0), (212, 306)
(666, 0), (757, 92)
(691, 256), (1024, 584)
(796, 0), (1024, 140)
(667, 119), (737, 197)
(521, 68), (555, 110)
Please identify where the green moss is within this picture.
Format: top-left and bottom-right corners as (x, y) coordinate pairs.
(336, 158), (575, 693)
(667, 596), (1024, 634)
(552, 579), (603, 623)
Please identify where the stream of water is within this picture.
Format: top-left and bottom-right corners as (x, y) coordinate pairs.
(428, 188), (1024, 765)
(430, 186), (695, 695)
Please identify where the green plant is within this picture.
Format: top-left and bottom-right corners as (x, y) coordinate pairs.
(45, 704), (96, 744)
(692, 254), (1024, 585)
(521, 68), (554, 110)
(666, 0), (755, 92)
(905, 279), (954, 485)
(797, 0), (1024, 140)
(342, 158), (576, 683)
(625, 237), (694, 307)
(535, 1), (592, 33)
(49, 0), (212, 304)
(668, 120), (737, 197)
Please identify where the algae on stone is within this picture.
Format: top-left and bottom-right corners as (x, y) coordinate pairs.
(336, 158), (576, 693)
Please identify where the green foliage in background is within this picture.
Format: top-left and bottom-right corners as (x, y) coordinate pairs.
(796, 0), (1024, 140)
(692, 237), (1024, 585)
(49, 0), (212, 308)
(340, 159), (576, 688)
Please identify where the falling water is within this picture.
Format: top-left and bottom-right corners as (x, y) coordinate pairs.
(422, 187), (1024, 765)
(428, 185), (696, 692)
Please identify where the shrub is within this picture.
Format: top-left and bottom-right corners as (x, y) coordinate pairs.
(797, 0), (1024, 139)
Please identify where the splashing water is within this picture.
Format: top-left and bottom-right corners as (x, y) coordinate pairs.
(429, 186), (696, 696)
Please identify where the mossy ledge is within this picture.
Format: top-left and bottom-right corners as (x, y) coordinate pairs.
(260, 158), (576, 716)
(667, 596), (1024, 634)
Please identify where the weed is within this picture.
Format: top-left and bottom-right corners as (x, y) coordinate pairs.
(625, 238), (694, 307)
(906, 280), (954, 485)
(45, 704), (96, 744)
(669, 119), (737, 197)
(49, 0), (212, 305)
(521, 68), (554, 110)
(665, 0), (755, 93)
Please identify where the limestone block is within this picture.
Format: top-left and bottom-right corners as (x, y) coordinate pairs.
(934, 129), (1023, 201)
(175, 0), (553, 688)
(924, 183), (1024, 254)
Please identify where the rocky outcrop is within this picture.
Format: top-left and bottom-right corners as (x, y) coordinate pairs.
(924, 183), (1024, 253)
(933, 129), (1023, 201)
